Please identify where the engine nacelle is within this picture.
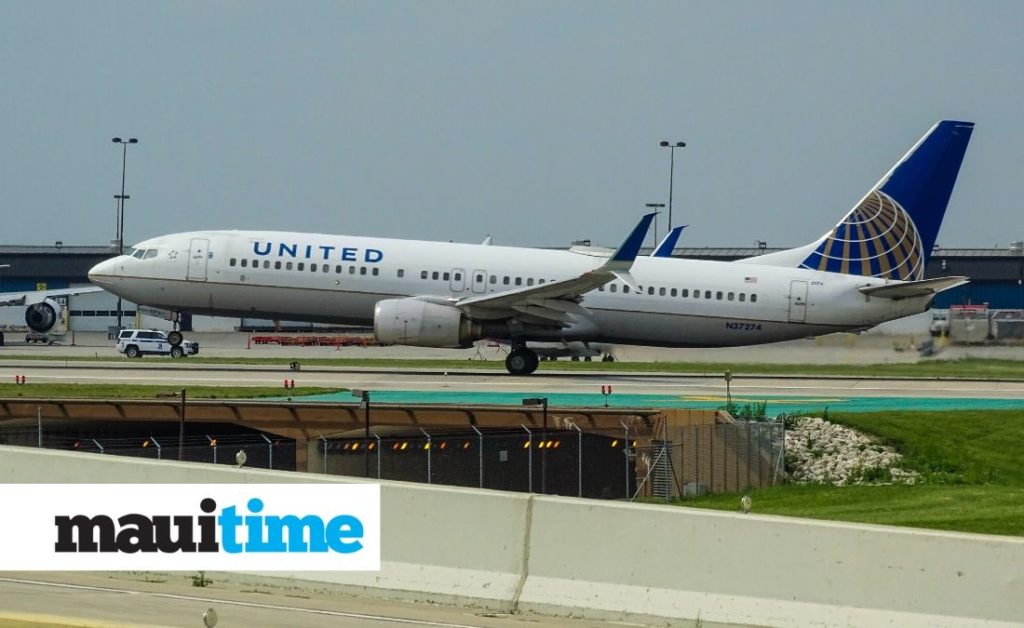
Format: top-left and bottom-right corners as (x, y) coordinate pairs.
(25, 298), (61, 332)
(374, 298), (475, 348)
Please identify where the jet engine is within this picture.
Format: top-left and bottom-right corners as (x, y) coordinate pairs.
(25, 298), (62, 333)
(374, 298), (479, 348)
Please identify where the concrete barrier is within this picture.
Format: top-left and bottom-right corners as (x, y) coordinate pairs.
(2, 445), (1022, 626)
(0, 446), (529, 608)
(519, 496), (1024, 626)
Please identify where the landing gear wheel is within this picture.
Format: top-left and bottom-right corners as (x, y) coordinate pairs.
(505, 348), (539, 375)
(602, 354), (615, 363)
(170, 345), (184, 358)
(167, 331), (183, 346)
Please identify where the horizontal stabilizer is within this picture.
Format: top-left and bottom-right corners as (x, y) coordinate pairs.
(858, 276), (968, 300)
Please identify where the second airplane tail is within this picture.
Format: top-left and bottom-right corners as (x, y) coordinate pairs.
(741, 120), (974, 280)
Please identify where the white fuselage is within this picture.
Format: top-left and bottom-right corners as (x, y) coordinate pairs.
(88, 230), (931, 347)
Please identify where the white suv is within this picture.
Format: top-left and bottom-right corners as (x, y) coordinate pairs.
(116, 329), (199, 358)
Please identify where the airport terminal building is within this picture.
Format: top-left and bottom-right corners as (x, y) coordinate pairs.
(1, 242), (1022, 333)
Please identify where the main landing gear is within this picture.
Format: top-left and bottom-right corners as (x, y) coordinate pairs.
(505, 347), (539, 375)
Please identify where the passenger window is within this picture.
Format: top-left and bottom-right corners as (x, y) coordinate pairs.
(372, 267), (379, 276)
(349, 266), (356, 274)
(286, 261), (293, 270)
(647, 287), (654, 295)
(539, 279), (546, 284)
(443, 272), (450, 281)
(454, 272), (461, 281)
(659, 287), (666, 296)
(739, 293), (746, 302)
(503, 276), (510, 285)
(230, 258), (237, 267)
(323, 265), (330, 273)
(275, 261), (282, 270)
(670, 288), (677, 297)
(360, 267), (367, 275)
(623, 285), (631, 294)
(336, 265), (342, 273)
(716, 291), (723, 300)
(421, 270), (428, 279)
(694, 290), (700, 299)
(432, 271), (440, 280)
(515, 277), (522, 286)
(610, 284), (617, 293)
(489, 275), (497, 284)
(527, 278), (534, 286)
(476, 274), (483, 282)
(297, 262), (305, 271)
(728, 292), (734, 301)
(240, 259), (248, 268)
(310, 263), (318, 272)
(598, 285), (604, 291)
(751, 294), (758, 303)
(705, 290), (712, 299)
(682, 289), (688, 297)
(398, 269), (405, 278)
(263, 260), (270, 269)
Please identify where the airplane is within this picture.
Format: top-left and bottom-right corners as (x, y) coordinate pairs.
(89, 120), (973, 375)
(0, 286), (104, 343)
(652, 226), (686, 258)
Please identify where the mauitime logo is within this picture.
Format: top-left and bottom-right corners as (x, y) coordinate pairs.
(2, 484), (379, 570)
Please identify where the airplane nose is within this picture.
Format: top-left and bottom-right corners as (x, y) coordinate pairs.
(88, 258), (118, 285)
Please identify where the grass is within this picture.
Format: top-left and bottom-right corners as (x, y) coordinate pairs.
(0, 383), (343, 399)
(1, 354), (1023, 379)
(680, 409), (1024, 536)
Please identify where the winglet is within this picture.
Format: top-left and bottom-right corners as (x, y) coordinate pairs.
(606, 212), (655, 271)
(652, 225), (686, 258)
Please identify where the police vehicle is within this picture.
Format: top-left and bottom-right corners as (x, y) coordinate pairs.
(116, 329), (198, 358)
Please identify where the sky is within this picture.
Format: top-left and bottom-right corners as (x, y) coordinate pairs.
(2, 1), (1022, 250)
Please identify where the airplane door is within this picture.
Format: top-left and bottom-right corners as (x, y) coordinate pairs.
(788, 280), (808, 323)
(450, 268), (465, 292)
(471, 269), (487, 293)
(187, 238), (210, 282)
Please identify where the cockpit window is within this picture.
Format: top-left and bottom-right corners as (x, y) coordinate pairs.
(127, 247), (140, 257)
(143, 249), (158, 259)
(132, 249), (146, 259)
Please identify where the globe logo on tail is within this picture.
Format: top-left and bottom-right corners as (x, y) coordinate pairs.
(801, 190), (924, 281)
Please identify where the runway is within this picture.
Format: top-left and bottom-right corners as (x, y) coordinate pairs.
(3, 362), (1024, 412)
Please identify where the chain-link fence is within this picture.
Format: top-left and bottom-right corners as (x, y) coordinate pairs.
(0, 425), (295, 471)
(632, 422), (785, 500)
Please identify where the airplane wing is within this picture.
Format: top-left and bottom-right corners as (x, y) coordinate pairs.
(454, 213), (655, 324)
(0, 286), (105, 307)
(858, 276), (969, 300)
(651, 226), (686, 257)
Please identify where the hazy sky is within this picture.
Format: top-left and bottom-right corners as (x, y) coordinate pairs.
(2, 1), (1021, 249)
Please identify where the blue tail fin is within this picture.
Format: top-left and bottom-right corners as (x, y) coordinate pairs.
(799, 121), (973, 280)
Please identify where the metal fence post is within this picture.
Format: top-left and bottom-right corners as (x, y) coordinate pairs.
(92, 439), (104, 454)
(620, 421), (630, 500)
(522, 425), (533, 493)
(206, 435), (217, 465)
(470, 425), (484, 488)
(37, 406), (42, 448)
(420, 428), (432, 484)
(372, 431), (382, 479)
(318, 433), (328, 474)
(567, 420), (582, 498)
(150, 436), (162, 461)
(261, 433), (273, 470)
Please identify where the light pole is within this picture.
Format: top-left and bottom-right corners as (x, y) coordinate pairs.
(645, 203), (665, 251)
(659, 140), (686, 232)
(353, 389), (371, 477)
(523, 397), (548, 493)
(112, 137), (138, 332)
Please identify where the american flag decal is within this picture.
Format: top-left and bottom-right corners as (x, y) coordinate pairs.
(744, 276), (757, 284)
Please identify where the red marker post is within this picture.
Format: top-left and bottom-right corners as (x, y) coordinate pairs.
(601, 385), (612, 407)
